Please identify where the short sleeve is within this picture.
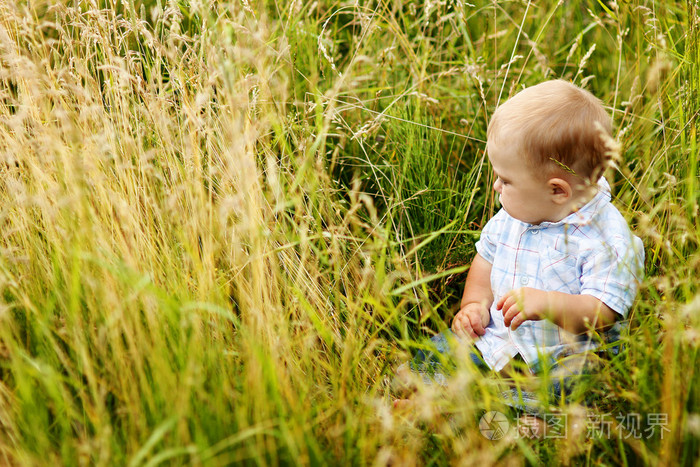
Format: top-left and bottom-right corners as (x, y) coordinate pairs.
(475, 210), (504, 264)
(579, 234), (645, 317)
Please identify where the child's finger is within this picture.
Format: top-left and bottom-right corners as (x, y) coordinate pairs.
(503, 305), (513, 327)
(451, 314), (461, 334)
(452, 313), (466, 335)
(504, 302), (523, 327)
(497, 290), (519, 311)
(454, 314), (476, 339)
(469, 313), (485, 336)
(502, 303), (510, 326)
(461, 316), (476, 338)
(510, 312), (525, 330)
(501, 297), (517, 325)
(496, 294), (508, 310)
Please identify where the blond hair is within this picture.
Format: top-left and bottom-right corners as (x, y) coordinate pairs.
(487, 80), (613, 181)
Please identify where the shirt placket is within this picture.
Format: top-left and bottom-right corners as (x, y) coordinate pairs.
(507, 225), (543, 368)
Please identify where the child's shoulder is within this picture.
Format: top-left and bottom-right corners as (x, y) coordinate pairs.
(590, 200), (635, 237)
(576, 201), (642, 256)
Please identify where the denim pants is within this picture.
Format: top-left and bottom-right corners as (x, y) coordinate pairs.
(403, 330), (614, 417)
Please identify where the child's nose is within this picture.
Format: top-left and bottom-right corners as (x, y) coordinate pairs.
(493, 178), (502, 193)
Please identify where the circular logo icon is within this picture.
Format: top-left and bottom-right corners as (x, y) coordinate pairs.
(479, 411), (509, 440)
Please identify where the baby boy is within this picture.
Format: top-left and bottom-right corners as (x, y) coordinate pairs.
(455, 79), (644, 365)
(399, 80), (644, 417)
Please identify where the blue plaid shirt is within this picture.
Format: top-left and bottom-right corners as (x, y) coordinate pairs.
(474, 178), (645, 372)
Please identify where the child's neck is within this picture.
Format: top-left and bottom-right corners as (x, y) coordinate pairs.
(566, 182), (598, 216)
(543, 181), (598, 224)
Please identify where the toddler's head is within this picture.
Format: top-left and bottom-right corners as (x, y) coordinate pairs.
(486, 80), (614, 224)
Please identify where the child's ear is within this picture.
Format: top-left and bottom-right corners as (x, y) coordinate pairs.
(548, 178), (572, 204)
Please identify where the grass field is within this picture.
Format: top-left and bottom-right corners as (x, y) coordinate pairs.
(0, 0), (698, 465)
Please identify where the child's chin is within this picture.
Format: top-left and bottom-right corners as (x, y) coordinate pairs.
(504, 209), (527, 223)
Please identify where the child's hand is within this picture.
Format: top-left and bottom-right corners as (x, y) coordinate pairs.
(497, 287), (551, 330)
(452, 302), (490, 340)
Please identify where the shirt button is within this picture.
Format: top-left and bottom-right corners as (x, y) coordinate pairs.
(531, 229), (539, 235)
(520, 276), (529, 285)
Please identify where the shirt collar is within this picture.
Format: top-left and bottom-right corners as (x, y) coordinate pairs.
(536, 177), (611, 228)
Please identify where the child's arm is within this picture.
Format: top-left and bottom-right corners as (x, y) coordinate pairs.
(497, 288), (617, 334)
(452, 253), (493, 339)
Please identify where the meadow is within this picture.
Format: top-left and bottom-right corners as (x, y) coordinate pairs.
(0, 0), (698, 465)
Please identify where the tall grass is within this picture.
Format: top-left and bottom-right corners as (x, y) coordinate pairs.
(0, 0), (697, 465)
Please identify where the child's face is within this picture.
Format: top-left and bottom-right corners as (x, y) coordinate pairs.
(487, 139), (562, 225)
